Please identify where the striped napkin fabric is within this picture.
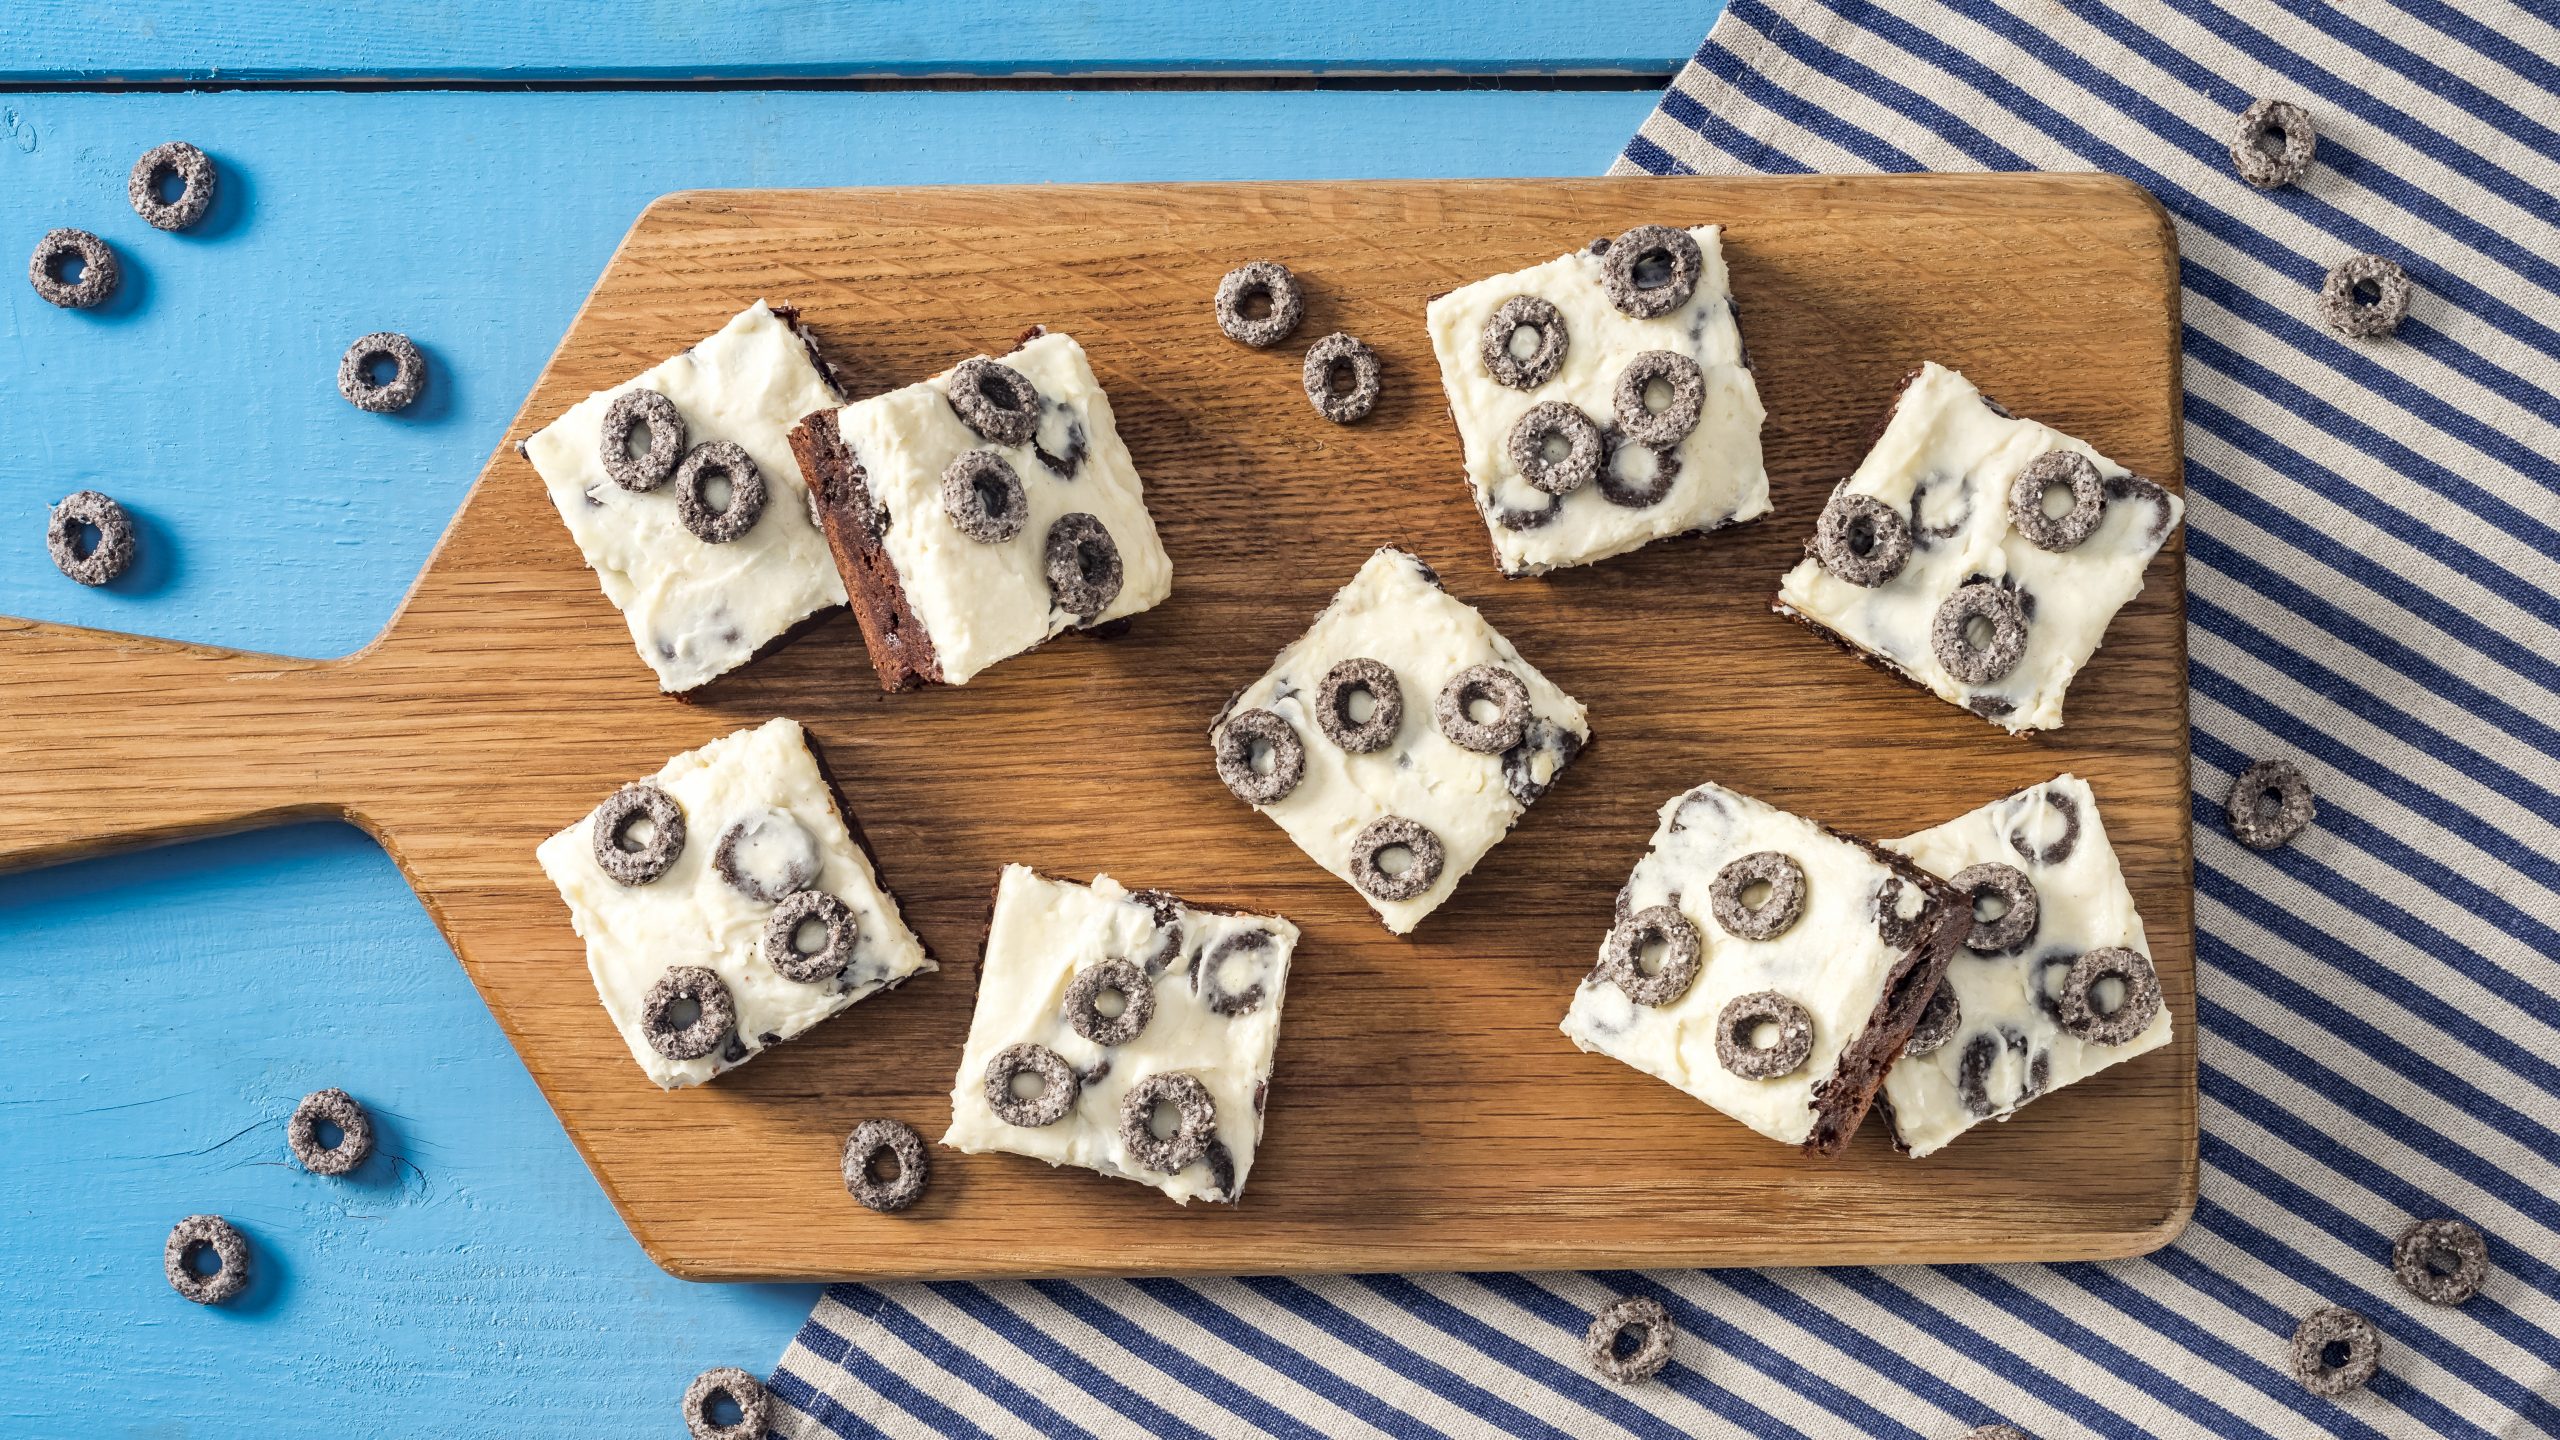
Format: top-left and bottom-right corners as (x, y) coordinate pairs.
(769, 3), (2560, 1435)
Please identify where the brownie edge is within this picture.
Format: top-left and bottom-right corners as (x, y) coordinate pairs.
(788, 409), (944, 692)
(1801, 844), (1970, 1157)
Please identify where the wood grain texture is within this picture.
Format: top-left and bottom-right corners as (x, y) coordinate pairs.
(0, 0), (1703, 82)
(0, 176), (2195, 1281)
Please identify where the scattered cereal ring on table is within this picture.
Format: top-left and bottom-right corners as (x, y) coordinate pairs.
(841, 1119), (929, 1214)
(164, 1214), (250, 1305)
(287, 1087), (375, 1176)
(1301, 331), (1382, 424)
(29, 228), (118, 309)
(338, 331), (427, 412)
(128, 141), (217, 231)
(47, 490), (136, 586)
(680, 1366), (769, 1440)
(1213, 260), (1305, 349)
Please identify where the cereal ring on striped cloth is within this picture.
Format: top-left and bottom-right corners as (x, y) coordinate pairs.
(2226, 757), (2315, 850)
(1584, 1295), (1676, 1384)
(2289, 1306), (2380, 1397)
(2319, 253), (2413, 339)
(2230, 98), (2315, 190)
(2393, 1217), (2488, 1307)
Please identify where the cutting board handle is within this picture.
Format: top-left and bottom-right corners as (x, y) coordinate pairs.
(0, 617), (369, 873)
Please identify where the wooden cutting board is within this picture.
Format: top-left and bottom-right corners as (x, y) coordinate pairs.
(0, 177), (2194, 1280)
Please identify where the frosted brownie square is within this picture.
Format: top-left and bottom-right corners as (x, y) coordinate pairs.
(1560, 782), (1967, 1155)
(1773, 361), (2183, 732)
(535, 718), (932, 1090)
(1879, 775), (2172, 1157)
(942, 866), (1298, 1205)
(1208, 547), (1590, 935)
(1424, 224), (1768, 576)
(523, 300), (849, 693)
(789, 327), (1171, 689)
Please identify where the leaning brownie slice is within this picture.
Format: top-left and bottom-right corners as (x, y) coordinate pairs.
(1878, 774), (2173, 1157)
(1559, 782), (1967, 1155)
(789, 328), (1172, 690)
(1773, 362), (2183, 732)
(942, 866), (1299, 1205)
(1208, 547), (1590, 935)
(523, 300), (849, 694)
(535, 718), (932, 1090)
(1423, 223), (1768, 576)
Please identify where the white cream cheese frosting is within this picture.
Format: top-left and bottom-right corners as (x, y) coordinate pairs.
(1879, 774), (2172, 1157)
(1774, 361), (2183, 732)
(833, 330), (1171, 685)
(1211, 547), (1590, 935)
(535, 718), (932, 1090)
(526, 301), (848, 693)
(1560, 782), (1922, 1147)
(942, 866), (1297, 1205)
(1425, 226), (1768, 576)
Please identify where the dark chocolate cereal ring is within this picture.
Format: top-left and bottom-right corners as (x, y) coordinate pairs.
(1043, 512), (1124, 619)
(674, 440), (767, 543)
(681, 1366), (770, 1440)
(1302, 332), (1382, 424)
(130, 141), (218, 231)
(1597, 425), (1681, 509)
(1196, 930), (1277, 1017)
(1951, 863), (2039, 953)
(1317, 657), (1405, 754)
(1710, 851), (1807, 941)
(591, 783), (686, 886)
(2008, 450), (2107, 552)
(1488, 486), (1565, 531)
(2320, 253), (2413, 339)
(1600, 904), (1702, 1008)
(287, 1087), (375, 1176)
(2393, 1217), (2488, 1307)
(337, 331), (426, 413)
(1214, 709), (1305, 806)
(1434, 663), (1530, 754)
(1814, 490), (1911, 587)
(2056, 946), (2162, 1047)
(1612, 350), (1706, 447)
(946, 356), (1042, 445)
(939, 447), (1028, 544)
(2226, 757), (2315, 850)
(47, 490), (135, 587)
(1716, 990), (1815, 1080)
(1507, 400), (1603, 496)
(841, 1119), (929, 1214)
(1119, 1072), (1217, 1174)
(762, 889), (859, 984)
(2231, 98), (2316, 189)
(1584, 1295), (1676, 1385)
(1932, 581), (2029, 685)
(2008, 787), (2082, 867)
(165, 1214), (250, 1305)
(714, 812), (820, 904)
(1601, 224), (1702, 319)
(29, 228), (119, 309)
(1214, 261), (1305, 349)
(1481, 295), (1568, 390)
(642, 966), (736, 1062)
(985, 1043), (1079, 1127)
(599, 388), (686, 492)
(1349, 815), (1444, 903)
(1904, 980), (1962, 1059)
(2290, 1306), (2380, 1398)
(1064, 957), (1156, 1046)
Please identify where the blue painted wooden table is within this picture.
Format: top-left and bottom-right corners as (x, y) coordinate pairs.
(0, 6), (1707, 1430)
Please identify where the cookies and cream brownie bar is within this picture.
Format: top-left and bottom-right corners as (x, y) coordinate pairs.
(536, 718), (931, 1090)
(1559, 782), (1967, 1155)
(942, 866), (1298, 1205)
(524, 301), (848, 694)
(789, 328), (1171, 690)
(1424, 224), (1768, 576)
(1878, 775), (2172, 1157)
(1209, 547), (1590, 935)
(1774, 362), (2183, 732)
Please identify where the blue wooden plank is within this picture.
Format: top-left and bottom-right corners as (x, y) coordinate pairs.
(0, 87), (1657, 1438)
(1, 1), (1708, 81)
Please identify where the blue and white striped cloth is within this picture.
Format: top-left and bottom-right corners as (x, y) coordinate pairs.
(767, 4), (2560, 1434)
